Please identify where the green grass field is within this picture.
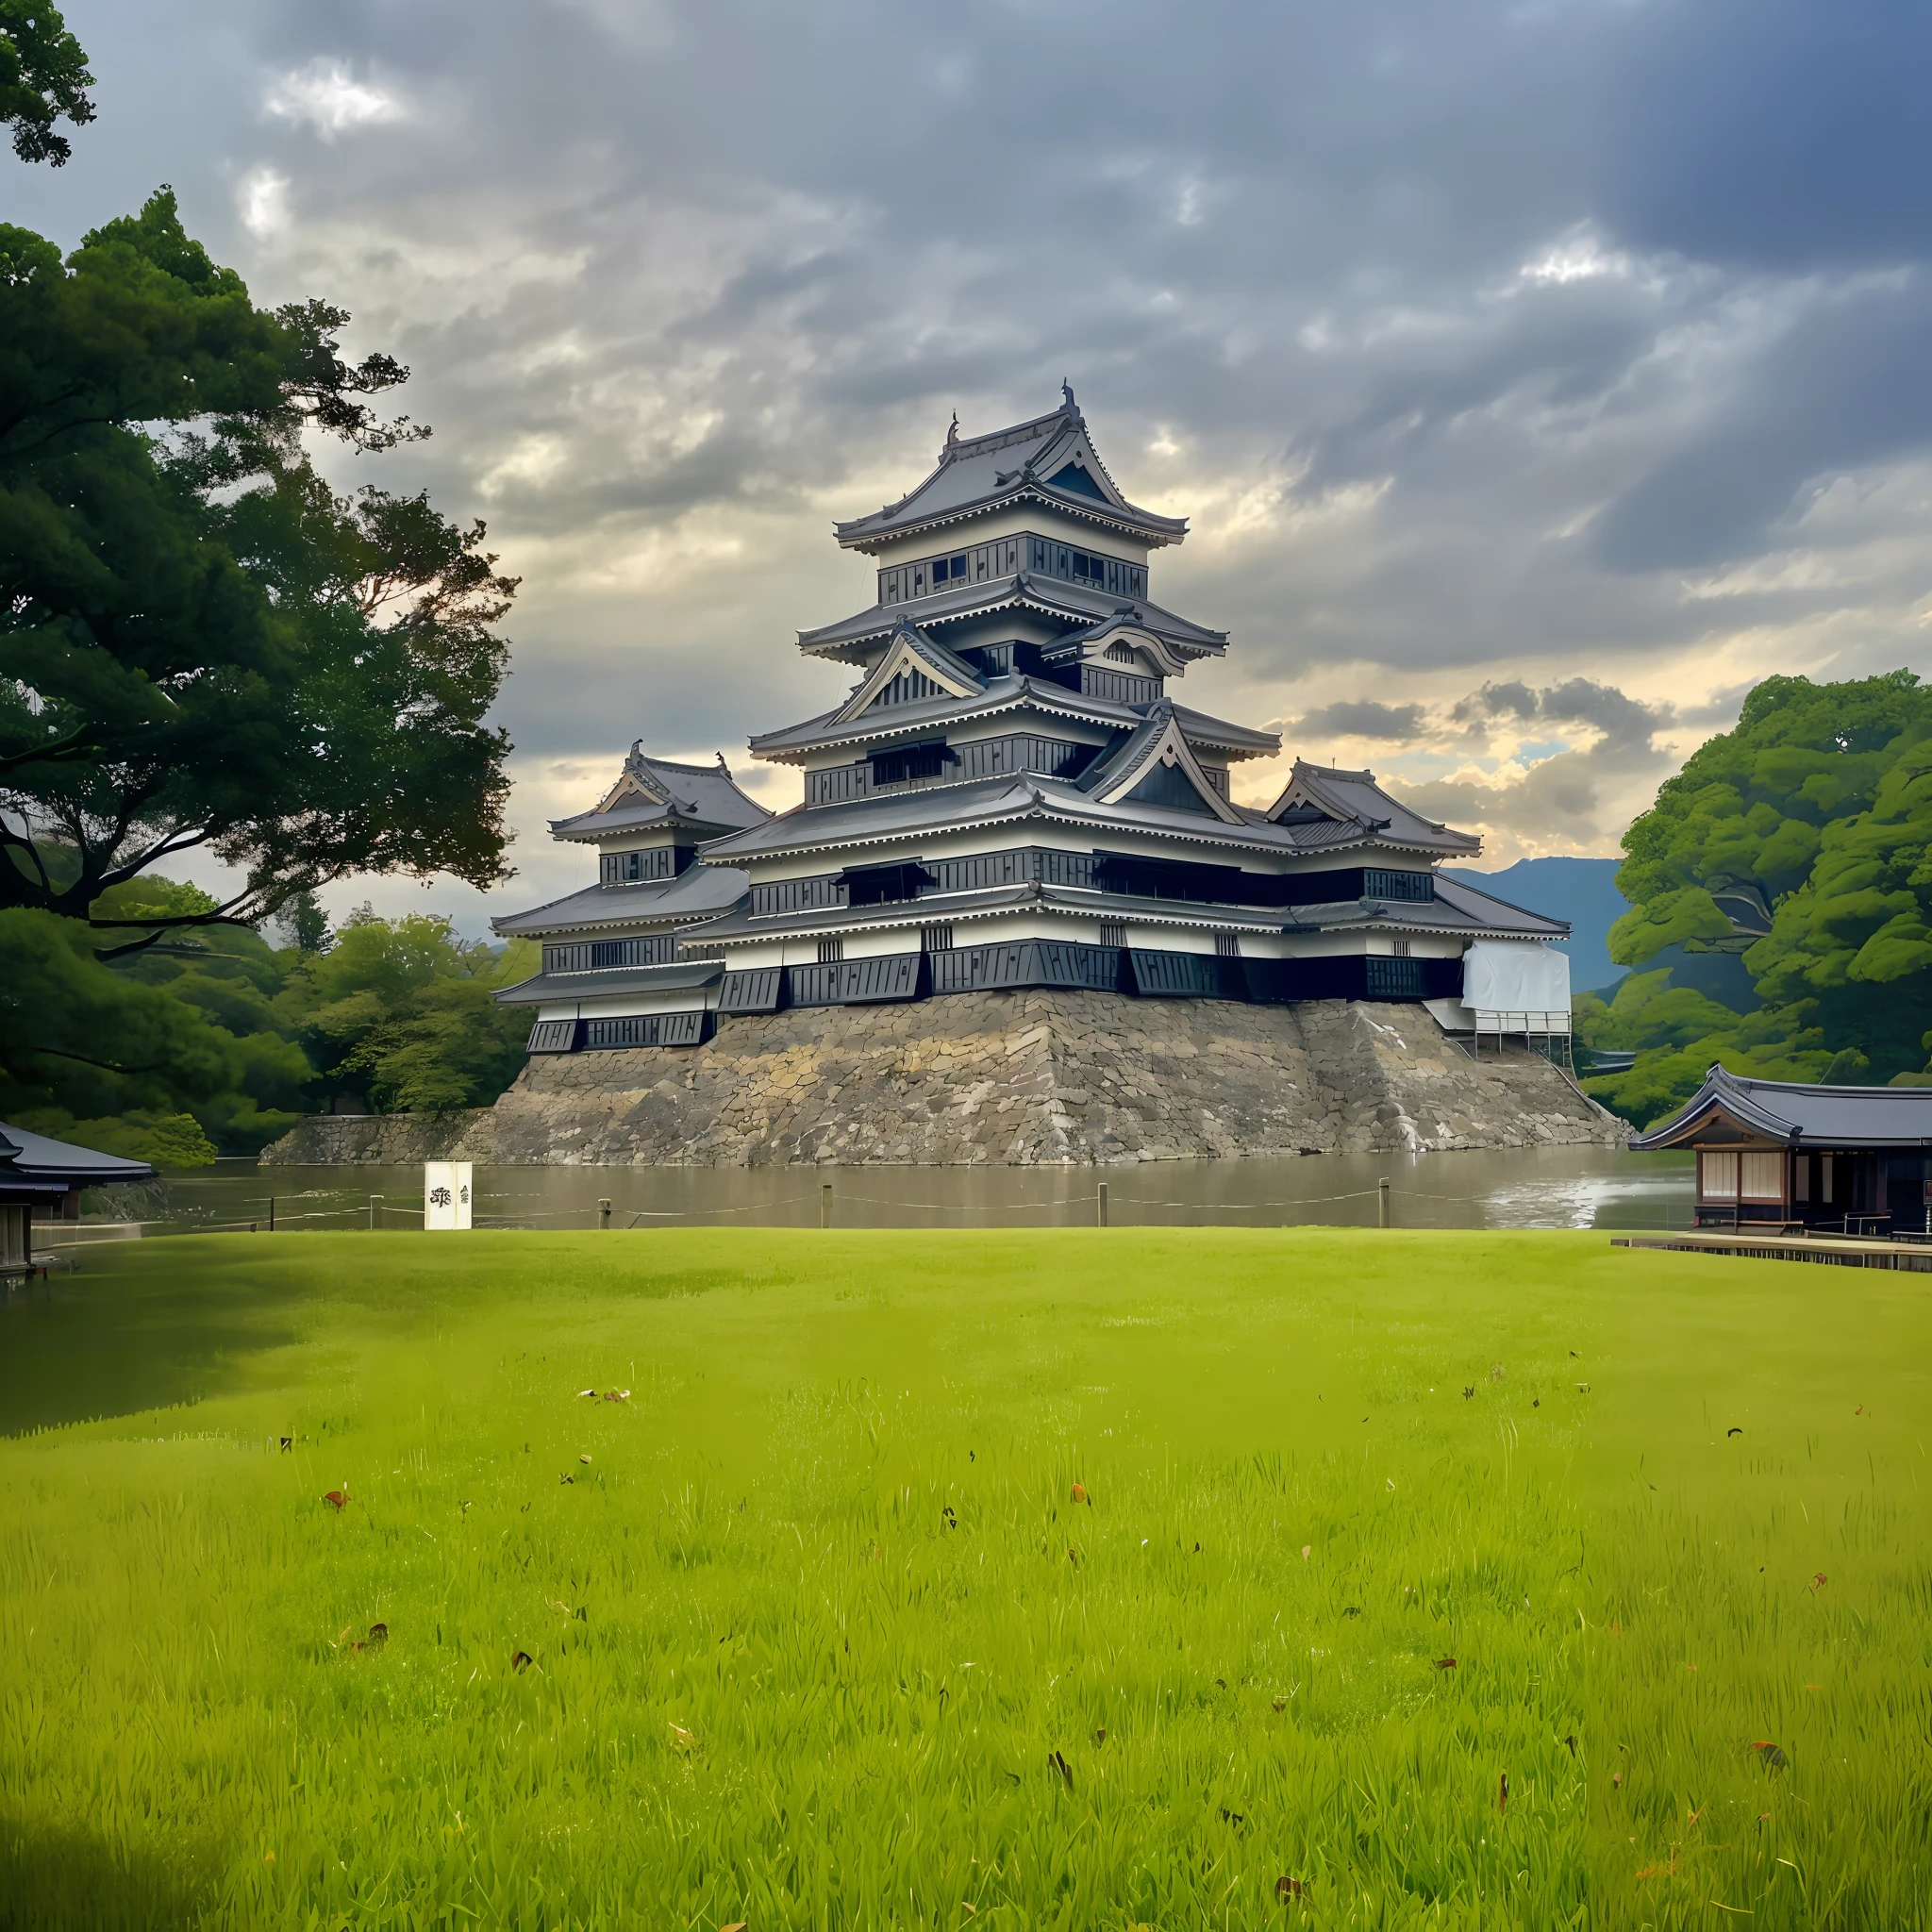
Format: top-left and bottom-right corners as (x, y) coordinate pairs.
(1, 1229), (1926, 1930)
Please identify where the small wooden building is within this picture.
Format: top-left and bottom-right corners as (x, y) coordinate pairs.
(1631, 1066), (1932, 1236)
(0, 1124), (156, 1274)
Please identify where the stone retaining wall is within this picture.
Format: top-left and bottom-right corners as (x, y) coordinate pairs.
(263, 993), (1624, 1166)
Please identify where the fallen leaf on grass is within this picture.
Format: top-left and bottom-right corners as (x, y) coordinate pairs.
(1611, 1773), (1622, 1788)
(1048, 1748), (1073, 1786)
(605, 1390), (630, 1401)
(1067, 1547), (1079, 1567)
(1275, 1875), (1307, 1899)
(576, 1389), (595, 1399)
(1753, 1741), (1788, 1772)
(1634, 1856), (1677, 1882)
(1071, 1481), (1091, 1506)
(1434, 1657), (1457, 1670)
(1092, 1726), (1107, 1745)
(1300, 1544), (1311, 1560)
(1810, 1574), (1827, 1591)
(670, 1724), (694, 1749)
(719, 1923), (747, 1931)
(511, 1651), (532, 1673)
(1497, 1773), (1507, 1812)
(578, 1455), (591, 1465)
(367, 1623), (388, 1645)
(322, 1491), (348, 1511)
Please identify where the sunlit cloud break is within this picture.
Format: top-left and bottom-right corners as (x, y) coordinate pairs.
(264, 58), (405, 141)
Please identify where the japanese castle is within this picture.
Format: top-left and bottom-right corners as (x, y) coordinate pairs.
(494, 390), (1571, 1054)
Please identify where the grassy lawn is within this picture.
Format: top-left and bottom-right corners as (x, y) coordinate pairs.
(1, 1229), (1926, 1930)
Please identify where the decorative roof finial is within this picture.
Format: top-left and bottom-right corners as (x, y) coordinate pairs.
(944, 409), (958, 450)
(1061, 378), (1077, 413)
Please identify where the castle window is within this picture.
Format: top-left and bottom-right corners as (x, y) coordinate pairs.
(1392, 939), (1412, 958)
(817, 937), (844, 964)
(1215, 934), (1241, 958)
(921, 924), (955, 952)
(1098, 921), (1127, 950)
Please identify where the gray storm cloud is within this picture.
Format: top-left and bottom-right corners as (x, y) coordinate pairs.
(10, 0), (1932, 924)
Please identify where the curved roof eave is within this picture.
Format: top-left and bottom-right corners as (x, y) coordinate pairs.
(834, 479), (1188, 552)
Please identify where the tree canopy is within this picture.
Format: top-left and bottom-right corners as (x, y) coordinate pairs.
(0, 0), (93, 165)
(0, 887), (537, 1163)
(1, 190), (515, 955)
(1582, 670), (1932, 1123)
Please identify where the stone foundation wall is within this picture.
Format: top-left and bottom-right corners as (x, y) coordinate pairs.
(263, 993), (1625, 1166)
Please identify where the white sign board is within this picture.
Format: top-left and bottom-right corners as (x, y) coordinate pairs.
(424, 1161), (473, 1230)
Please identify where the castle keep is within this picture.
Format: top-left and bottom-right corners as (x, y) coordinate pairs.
(490, 390), (1577, 1076)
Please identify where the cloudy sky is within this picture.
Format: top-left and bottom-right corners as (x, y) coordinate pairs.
(15, 0), (1932, 932)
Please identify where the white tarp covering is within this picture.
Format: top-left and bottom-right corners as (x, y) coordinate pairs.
(424, 1160), (473, 1230)
(1460, 941), (1571, 1025)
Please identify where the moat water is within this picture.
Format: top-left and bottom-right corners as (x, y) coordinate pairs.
(55, 1144), (1694, 1239)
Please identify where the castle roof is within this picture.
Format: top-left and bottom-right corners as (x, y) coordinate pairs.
(833, 391), (1188, 552)
(747, 673), (1278, 764)
(1265, 759), (1480, 858)
(549, 749), (770, 843)
(797, 570), (1226, 665)
(491, 862), (749, 939)
(696, 767), (1454, 870)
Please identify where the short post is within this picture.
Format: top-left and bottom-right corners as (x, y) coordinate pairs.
(598, 1198), (612, 1230)
(1377, 1177), (1391, 1229)
(370, 1194), (381, 1232)
(820, 1182), (833, 1229)
(267, 1196), (275, 1234)
(1097, 1180), (1109, 1228)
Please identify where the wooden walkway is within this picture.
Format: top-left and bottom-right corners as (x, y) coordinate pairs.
(1614, 1230), (1932, 1271)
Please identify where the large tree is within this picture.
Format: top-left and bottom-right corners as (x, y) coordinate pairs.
(1583, 670), (1932, 1120)
(0, 191), (515, 956)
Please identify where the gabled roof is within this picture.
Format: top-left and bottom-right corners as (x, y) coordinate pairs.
(832, 623), (985, 725)
(549, 748), (771, 844)
(1630, 1066), (1932, 1151)
(833, 390), (1189, 552)
(696, 771), (1352, 869)
(490, 862), (750, 940)
(746, 675), (1279, 766)
(797, 570), (1228, 665)
(1078, 703), (1246, 825)
(1265, 759), (1480, 858)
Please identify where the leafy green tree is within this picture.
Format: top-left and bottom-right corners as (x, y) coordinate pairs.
(288, 909), (533, 1114)
(0, 0), (93, 165)
(0, 191), (515, 957)
(1587, 671), (1932, 1123)
(0, 905), (251, 1162)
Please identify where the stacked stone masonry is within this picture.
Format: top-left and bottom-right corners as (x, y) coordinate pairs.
(265, 994), (1626, 1167)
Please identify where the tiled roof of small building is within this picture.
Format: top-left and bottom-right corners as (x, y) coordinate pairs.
(1631, 1066), (1932, 1150)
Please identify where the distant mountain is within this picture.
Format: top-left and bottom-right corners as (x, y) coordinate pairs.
(1443, 857), (1629, 996)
